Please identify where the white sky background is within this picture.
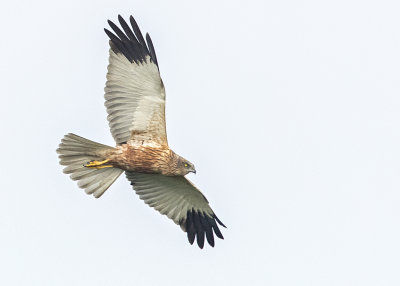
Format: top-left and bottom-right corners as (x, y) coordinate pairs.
(1, 0), (400, 285)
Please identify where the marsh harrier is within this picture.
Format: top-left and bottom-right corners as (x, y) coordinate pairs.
(57, 15), (225, 248)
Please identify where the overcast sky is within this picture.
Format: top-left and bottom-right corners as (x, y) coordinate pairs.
(1, 0), (400, 285)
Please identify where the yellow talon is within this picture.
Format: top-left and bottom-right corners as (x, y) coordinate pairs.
(84, 159), (112, 169)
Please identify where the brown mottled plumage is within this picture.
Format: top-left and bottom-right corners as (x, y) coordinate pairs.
(57, 15), (225, 249)
(100, 144), (193, 176)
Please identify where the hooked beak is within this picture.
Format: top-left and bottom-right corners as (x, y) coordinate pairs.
(190, 168), (196, 174)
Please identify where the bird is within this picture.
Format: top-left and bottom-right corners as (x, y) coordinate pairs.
(56, 15), (226, 249)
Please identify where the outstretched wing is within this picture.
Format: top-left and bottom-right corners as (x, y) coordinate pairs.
(104, 15), (167, 146)
(125, 172), (226, 249)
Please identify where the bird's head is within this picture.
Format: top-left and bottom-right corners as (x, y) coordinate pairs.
(177, 157), (196, 175)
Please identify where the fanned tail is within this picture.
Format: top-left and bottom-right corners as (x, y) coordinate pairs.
(56, 133), (123, 198)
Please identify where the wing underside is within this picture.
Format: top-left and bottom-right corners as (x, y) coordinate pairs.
(104, 15), (167, 146)
(126, 172), (226, 248)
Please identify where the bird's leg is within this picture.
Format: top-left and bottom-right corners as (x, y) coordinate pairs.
(84, 159), (113, 169)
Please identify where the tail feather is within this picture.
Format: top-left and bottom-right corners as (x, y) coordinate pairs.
(57, 133), (123, 198)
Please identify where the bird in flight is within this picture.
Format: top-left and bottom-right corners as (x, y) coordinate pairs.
(57, 15), (225, 248)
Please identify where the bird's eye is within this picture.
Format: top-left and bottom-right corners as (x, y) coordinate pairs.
(184, 163), (188, 167)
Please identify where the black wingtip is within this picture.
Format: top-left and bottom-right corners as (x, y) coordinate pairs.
(129, 15), (137, 26)
(184, 210), (225, 248)
(193, 212), (205, 249)
(214, 214), (227, 228)
(146, 33), (159, 67)
(186, 210), (196, 245)
(188, 233), (195, 245)
(104, 15), (158, 67)
(200, 213), (215, 247)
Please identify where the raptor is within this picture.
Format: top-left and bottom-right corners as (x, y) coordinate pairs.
(57, 15), (225, 249)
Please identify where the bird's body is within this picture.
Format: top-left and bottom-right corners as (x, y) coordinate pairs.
(98, 143), (189, 176)
(57, 15), (225, 248)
